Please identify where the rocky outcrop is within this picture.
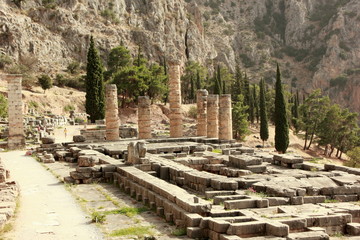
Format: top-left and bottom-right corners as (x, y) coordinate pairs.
(1, 0), (360, 113)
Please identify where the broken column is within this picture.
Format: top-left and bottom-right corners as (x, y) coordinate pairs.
(5, 75), (25, 149)
(168, 63), (183, 138)
(105, 84), (120, 141)
(197, 89), (208, 137)
(219, 94), (233, 140)
(207, 94), (219, 138)
(138, 96), (151, 139)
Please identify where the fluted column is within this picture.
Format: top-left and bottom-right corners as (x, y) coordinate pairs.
(138, 96), (152, 139)
(105, 84), (120, 141)
(168, 63), (183, 138)
(219, 94), (233, 140)
(197, 89), (208, 136)
(207, 94), (219, 138)
(4, 74), (25, 149)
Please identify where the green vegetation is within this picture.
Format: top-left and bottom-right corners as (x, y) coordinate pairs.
(0, 53), (12, 69)
(259, 79), (269, 146)
(91, 211), (106, 223)
(67, 61), (81, 74)
(187, 106), (197, 119)
(42, 0), (57, 9)
(38, 74), (53, 93)
(274, 64), (289, 153)
(245, 187), (268, 198)
(101, 9), (120, 24)
(324, 199), (340, 203)
(85, 36), (105, 123)
(309, 0), (350, 28)
(330, 75), (348, 88)
(345, 147), (360, 168)
(103, 206), (148, 217)
(212, 149), (222, 154)
(0, 94), (8, 118)
(110, 46), (168, 106)
(109, 226), (154, 237)
(172, 228), (187, 236)
(28, 100), (39, 110)
(63, 104), (75, 112)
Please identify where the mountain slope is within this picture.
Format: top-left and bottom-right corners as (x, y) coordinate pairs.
(1, 0), (359, 113)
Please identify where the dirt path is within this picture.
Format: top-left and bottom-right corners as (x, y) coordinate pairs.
(0, 151), (103, 240)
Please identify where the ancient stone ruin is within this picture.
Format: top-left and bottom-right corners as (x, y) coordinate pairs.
(29, 63), (360, 239)
(105, 84), (120, 141)
(2, 74), (25, 149)
(0, 157), (19, 230)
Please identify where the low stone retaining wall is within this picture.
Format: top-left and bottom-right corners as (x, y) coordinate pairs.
(0, 158), (19, 230)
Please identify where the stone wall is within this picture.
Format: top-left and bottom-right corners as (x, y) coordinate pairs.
(0, 158), (19, 230)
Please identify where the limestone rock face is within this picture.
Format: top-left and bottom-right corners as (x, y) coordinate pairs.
(1, 0), (360, 113)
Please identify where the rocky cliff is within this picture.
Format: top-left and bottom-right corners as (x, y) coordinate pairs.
(1, 0), (359, 113)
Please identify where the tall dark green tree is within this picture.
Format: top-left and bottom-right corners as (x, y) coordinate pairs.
(214, 65), (222, 94)
(259, 79), (269, 146)
(231, 66), (242, 102)
(274, 64), (289, 153)
(86, 36), (105, 123)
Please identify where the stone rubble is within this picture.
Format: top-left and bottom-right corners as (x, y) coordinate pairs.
(0, 157), (19, 231)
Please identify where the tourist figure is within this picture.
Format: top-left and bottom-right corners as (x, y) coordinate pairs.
(64, 128), (67, 138)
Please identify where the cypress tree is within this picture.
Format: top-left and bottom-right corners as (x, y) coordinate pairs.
(86, 36), (105, 123)
(274, 64), (289, 153)
(249, 88), (255, 124)
(222, 80), (226, 94)
(259, 79), (269, 146)
(190, 76), (195, 103)
(214, 65), (222, 94)
(231, 66), (242, 101)
(196, 70), (202, 89)
(253, 84), (259, 123)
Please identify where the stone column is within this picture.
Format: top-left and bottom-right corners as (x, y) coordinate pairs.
(168, 63), (183, 138)
(207, 94), (219, 138)
(219, 94), (233, 140)
(5, 75), (25, 149)
(105, 84), (120, 141)
(138, 96), (151, 139)
(196, 89), (208, 136)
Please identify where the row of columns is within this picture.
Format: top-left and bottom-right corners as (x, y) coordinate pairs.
(103, 64), (233, 141)
(197, 91), (233, 140)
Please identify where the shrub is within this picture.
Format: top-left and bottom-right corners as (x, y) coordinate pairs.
(187, 106), (197, 119)
(67, 61), (80, 74)
(330, 75), (348, 88)
(38, 74), (53, 92)
(344, 147), (360, 168)
(55, 74), (67, 87)
(0, 54), (12, 69)
(28, 100), (39, 110)
(63, 104), (75, 112)
(0, 94), (7, 118)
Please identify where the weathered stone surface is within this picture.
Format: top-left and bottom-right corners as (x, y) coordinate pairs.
(219, 94), (232, 141)
(105, 84), (120, 141)
(347, 222), (360, 236)
(73, 135), (86, 142)
(78, 155), (97, 167)
(197, 89), (208, 137)
(207, 94), (219, 138)
(41, 137), (55, 144)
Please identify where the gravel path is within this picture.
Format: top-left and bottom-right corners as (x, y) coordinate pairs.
(1, 151), (104, 240)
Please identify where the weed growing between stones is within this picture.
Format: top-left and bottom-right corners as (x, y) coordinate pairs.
(324, 199), (340, 203)
(244, 187), (268, 198)
(171, 227), (187, 236)
(91, 211), (106, 223)
(109, 225), (154, 237)
(103, 206), (148, 217)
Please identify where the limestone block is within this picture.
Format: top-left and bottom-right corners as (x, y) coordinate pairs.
(347, 223), (360, 235)
(41, 137), (55, 144)
(78, 155), (97, 167)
